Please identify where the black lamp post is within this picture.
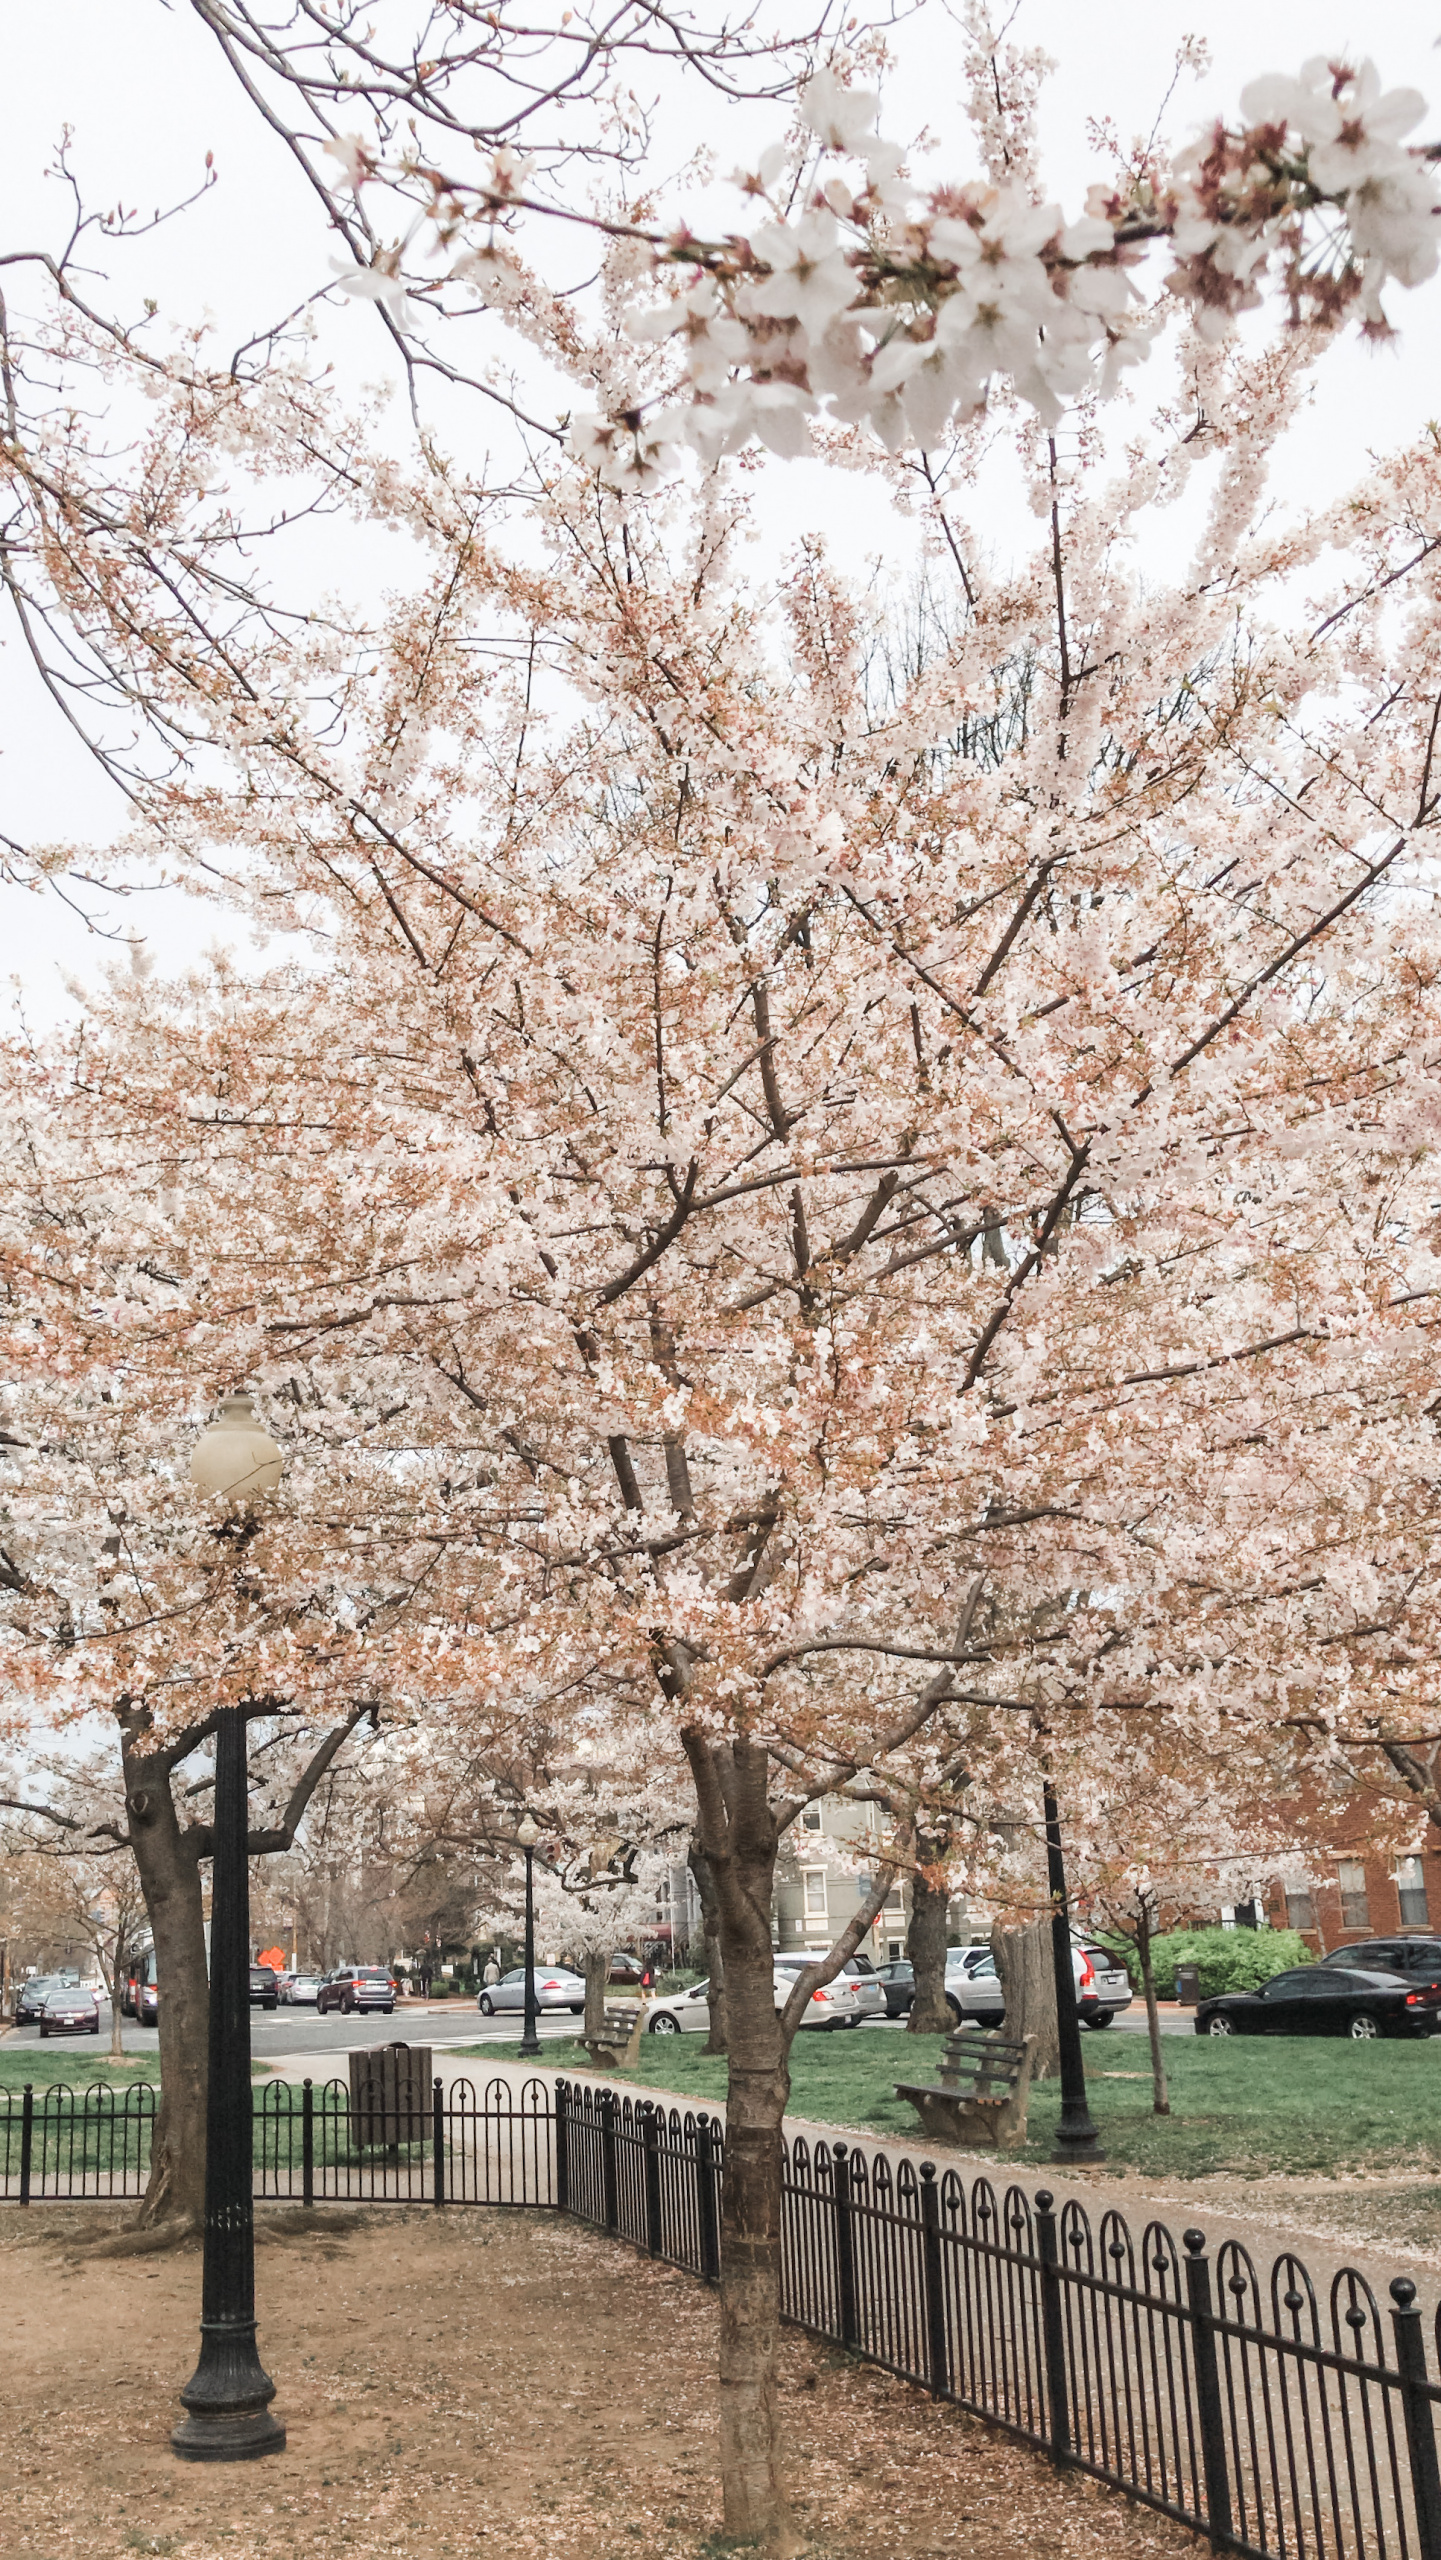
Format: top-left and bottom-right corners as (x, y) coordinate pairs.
(1043, 1779), (1105, 2166)
(173, 1393), (286, 2463)
(518, 1811), (541, 2060)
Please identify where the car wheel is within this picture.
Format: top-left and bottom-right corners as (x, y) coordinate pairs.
(649, 2013), (681, 2035)
(1206, 2014), (1234, 2036)
(343, 1996), (354, 2015)
(570, 2003), (584, 2015)
(384, 2004), (394, 2014)
(1084, 2011), (1116, 2029)
(1348, 2013), (1380, 2040)
(844, 2014), (865, 2029)
(39, 2026), (48, 2039)
(90, 2021), (100, 2035)
(478, 1994), (494, 2016)
(945, 1994), (963, 2024)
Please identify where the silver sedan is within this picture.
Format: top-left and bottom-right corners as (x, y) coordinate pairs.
(476, 1966), (586, 2016)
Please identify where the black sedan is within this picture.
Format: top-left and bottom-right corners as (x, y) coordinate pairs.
(875, 1961), (915, 2018)
(1196, 1964), (1441, 2041)
(15, 1974), (77, 2026)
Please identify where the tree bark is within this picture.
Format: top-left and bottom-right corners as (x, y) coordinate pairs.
(689, 1836), (727, 2056)
(583, 1947), (608, 2040)
(1137, 1904), (1169, 2116)
(121, 1724), (210, 2230)
(685, 1733), (797, 2557)
(906, 1860), (951, 2035)
(991, 1915), (1059, 2078)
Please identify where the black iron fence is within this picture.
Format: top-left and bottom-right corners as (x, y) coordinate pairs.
(8, 2069), (1441, 2560)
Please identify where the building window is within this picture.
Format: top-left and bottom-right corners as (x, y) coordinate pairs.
(887, 1937), (904, 1962)
(1284, 1884), (1317, 1933)
(801, 1804), (822, 1833)
(1338, 1859), (1370, 1931)
(884, 1881), (905, 1914)
(1397, 1855), (1429, 1928)
(802, 1870), (827, 1920)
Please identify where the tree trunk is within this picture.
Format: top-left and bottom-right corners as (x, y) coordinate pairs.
(583, 1948), (608, 2040)
(123, 1748), (209, 2228)
(1137, 1907), (1169, 2116)
(991, 1915), (1060, 2078)
(106, 1939), (125, 2060)
(689, 1836), (727, 2056)
(686, 1735), (798, 2557)
(906, 1862), (951, 2035)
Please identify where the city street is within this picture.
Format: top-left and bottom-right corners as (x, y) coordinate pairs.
(2, 1990), (1194, 2065)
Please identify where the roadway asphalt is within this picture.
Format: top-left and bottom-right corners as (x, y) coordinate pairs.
(6, 1992), (1190, 2063)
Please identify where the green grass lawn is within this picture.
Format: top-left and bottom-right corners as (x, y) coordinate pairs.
(0, 2048), (156, 2093)
(455, 2028), (1441, 2182)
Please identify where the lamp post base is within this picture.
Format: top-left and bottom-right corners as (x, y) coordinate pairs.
(172, 2405), (287, 2463)
(172, 2322), (285, 2463)
(1051, 2121), (1107, 2166)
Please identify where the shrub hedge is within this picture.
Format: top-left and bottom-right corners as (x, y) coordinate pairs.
(1124, 1926), (1315, 1998)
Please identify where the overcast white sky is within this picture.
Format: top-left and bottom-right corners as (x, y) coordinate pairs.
(3, 1), (1438, 1019)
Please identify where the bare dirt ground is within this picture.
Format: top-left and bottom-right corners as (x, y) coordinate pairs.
(1, 2203), (1200, 2560)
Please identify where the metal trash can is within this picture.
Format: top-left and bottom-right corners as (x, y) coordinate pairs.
(1175, 1964), (1201, 2009)
(349, 2040), (432, 2150)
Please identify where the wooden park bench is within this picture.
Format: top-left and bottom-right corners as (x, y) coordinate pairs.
(577, 2000), (648, 2071)
(895, 2026), (1038, 2152)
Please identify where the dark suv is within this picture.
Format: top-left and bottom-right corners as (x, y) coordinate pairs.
(1320, 1937), (1441, 1990)
(249, 1966), (280, 2008)
(317, 1966), (396, 2016)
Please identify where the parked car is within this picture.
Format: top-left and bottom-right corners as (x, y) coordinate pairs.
(944, 1938), (1133, 2029)
(39, 1986), (101, 2037)
(1319, 1938), (1441, 1990)
(15, 1974), (69, 2027)
(1196, 1965), (1441, 2039)
(282, 1973), (322, 2006)
(771, 1959), (863, 2031)
(875, 1960), (915, 2017)
(645, 1981), (714, 2035)
(249, 1966), (280, 2009)
(607, 1952), (658, 1988)
(316, 1966), (397, 2016)
(476, 1966), (585, 2016)
(772, 1955), (885, 2017)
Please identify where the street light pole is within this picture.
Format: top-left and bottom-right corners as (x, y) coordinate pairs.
(173, 1391), (286, 2463)
(518, 1811), (541, 2060)
(1043, 1779), (1105, 2166)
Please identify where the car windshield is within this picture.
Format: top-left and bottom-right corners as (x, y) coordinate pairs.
(45, 1989), (91, 2006)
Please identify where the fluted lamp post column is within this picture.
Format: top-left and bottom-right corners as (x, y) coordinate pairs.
(517, 1812), (542, 2060)
(173, 1390), (287, 2464)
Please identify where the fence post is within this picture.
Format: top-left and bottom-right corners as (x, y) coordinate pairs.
(642, 2103), (663, 2260)
(695, 2115), (721, 2285)
(1183, 2229), (1234, 2549)
(1035, 2191), (1072, 2464)
(554, 2077), (570, 2217)
(432, 2077), (446, 2210)
(18, 2083), (33, 2208)
(301, 2078), (314, 2211)
(602, 2091), (619, 2237)
(833, 2143), (860, 2352)
(918, 2165), (950, 2398)
(1391, 2280), (1441, 2560)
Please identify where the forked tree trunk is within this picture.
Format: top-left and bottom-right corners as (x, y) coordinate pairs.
(906, 1863), (951, 2034)
(583, 1948), (609, 2040)
(991, 1915), (1060, 2078)
(686, 1733), (798, 2556)
(1136, 1905), (1169, 2115)
(689, 1837), (727, 2055)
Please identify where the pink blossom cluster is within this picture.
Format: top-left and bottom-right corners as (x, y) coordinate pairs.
(563, 60), (1438, 486)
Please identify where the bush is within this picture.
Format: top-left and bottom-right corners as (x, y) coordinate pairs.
(1142, 1927), (1314, 1999)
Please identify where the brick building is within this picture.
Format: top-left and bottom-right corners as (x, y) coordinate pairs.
(1262, 1837), (1441, 1952)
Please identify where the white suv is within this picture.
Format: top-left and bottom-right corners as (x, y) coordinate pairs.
(945, 1938), (1132, 2030)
